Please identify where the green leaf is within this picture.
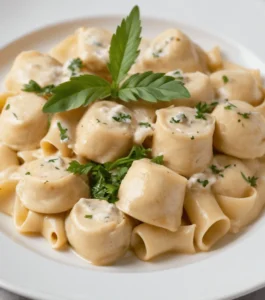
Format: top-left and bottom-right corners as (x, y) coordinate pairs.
(151, 155), (164, 165)
(118, 72), (190, 102)
(108, 5), (141, 85)
(23, 80), (55, 97)
(67, 161), (96, 175)
(42, 75), (111, 113)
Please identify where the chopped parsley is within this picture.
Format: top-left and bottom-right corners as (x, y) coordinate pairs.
(112, 113), (131, 123)
(241, 172), (258, 187)
(67, 145), (162, 203)
(48, 158), (58, 163)
(68, 58), (83, 76)
(85, 215), (93, 219)
(152, 48), (163, 58)
(173, 70), (184, 81)
(23, 80), (55, 97)
(209, 164), (224, 177)
(197, 179), (209, 187)
(12, 112), (18, 119)
(224, 103), (237, 110)
(57, 122), (68, 141)
(170, 113), (187, 124)
(25, 172), (31, 175)
(191, 136), (195, 140)
(238, 112), (251, 119)
(222, 75), (229, 83)
(5, 104), (10, 110)
(151, 155), (164, 164)
(139, 122), (151, 128)
(195, 102), (218, 120)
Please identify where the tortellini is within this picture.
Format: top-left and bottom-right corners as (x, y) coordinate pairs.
(16, 157), (89, 214)
(212, 100), (265, 159)
(152, 106), (215, 177)
(65, 198), (132, 265)
(138, 29), (208, 73)
(5, 51), (62, 92)
(166, 71), (215, 107)
(75, 101), (135, 163)
(41, 107), (85, 157)
(117, 159), (187, 231)
(76, 27), (111, 77)
(0, 93), (49, 151)
(210, 69), (263, 106)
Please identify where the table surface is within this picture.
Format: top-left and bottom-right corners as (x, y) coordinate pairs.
(0, 287), (265, 300)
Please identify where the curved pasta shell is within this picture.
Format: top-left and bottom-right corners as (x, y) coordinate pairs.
(131, 224), (196, 261)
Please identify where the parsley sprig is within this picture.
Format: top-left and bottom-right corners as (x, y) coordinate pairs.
(195, 102), (218, 120)
(23, 80), (55, 97)
(42, 6), (190, 113)
(241, 172), (258, 187)
(67, 145), (163, 203)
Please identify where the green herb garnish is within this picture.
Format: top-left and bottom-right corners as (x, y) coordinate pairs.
(222, 75), (229, 83)
(209, 164), (224, 177)
(42, 6), (190, 113)
(112, 113), (131, 123)
(5, 104), (10, 110)
(191, 136), (195, 140)
(67, 145), (162, 203)
(241, 172), (258, 187)
(197, 179), (209, 187)
(139, 122), (151, 128)
(68, 58), (83, 76)
(151, 155), (164, 164)
(23, 80), (55, 97)
(195, 102), (218, 120)
(48, 158), (58, 163)
(25, 172), (31, 175)
(238, 112), (251, 119)
(57, 122), (68, 141)
(224, 103), (237, 110)
(85, 215), (93, 219)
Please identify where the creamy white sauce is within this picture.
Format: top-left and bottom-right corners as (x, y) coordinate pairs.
(79, 198), (122, 224)
(188, 172), (216, 189)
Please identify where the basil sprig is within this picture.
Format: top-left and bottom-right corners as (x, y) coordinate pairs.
(42, 6), (190, 113)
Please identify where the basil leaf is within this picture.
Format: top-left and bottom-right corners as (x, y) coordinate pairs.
(118, 72), (190, 102)
(108, 5), (141, 85)
(42, 75), (111, 113)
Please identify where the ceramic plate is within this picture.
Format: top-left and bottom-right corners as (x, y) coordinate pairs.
(1, 0), (265, 299)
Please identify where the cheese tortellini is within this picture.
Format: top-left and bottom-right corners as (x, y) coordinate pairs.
(66, 198), (132, 265)
(210, 69), (263, 106)
(212, 100), (265, 159)
(75, 101), (135, 163)
(117, 159), (187, 231)
(152, 106), (215, 176)
(0, 93), (49, 151)
(2, 22), (265, 267)
(16, 157), (89, 214)
(5, 51), (62, 92)
(137, 29), (208, 73)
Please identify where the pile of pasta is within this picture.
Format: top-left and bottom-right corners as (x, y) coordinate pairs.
(1, 27), (265, 266)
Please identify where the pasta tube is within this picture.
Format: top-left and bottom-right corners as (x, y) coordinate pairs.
(184, 189), (230, 251)
(131, 223), (196, 261)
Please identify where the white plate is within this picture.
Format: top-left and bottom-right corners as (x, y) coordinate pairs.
(1, 0), (265, 299)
